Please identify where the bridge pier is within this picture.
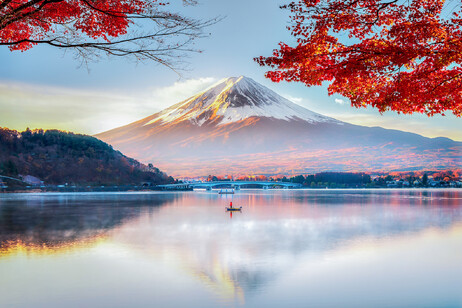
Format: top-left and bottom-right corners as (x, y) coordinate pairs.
(234, 185), (240, 190)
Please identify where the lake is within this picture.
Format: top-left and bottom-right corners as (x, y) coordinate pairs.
(0, 189), (461, 308)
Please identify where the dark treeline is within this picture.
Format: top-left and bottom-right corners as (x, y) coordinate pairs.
(0, 128), (173, 186)
(282, 172), (371, 188)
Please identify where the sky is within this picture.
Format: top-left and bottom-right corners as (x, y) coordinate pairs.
(0, 0), (461, 141)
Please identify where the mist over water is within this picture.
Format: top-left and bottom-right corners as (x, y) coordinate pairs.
(1, 190), (461, 308)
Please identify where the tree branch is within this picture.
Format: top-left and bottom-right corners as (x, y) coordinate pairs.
(0, 0), (221, 72)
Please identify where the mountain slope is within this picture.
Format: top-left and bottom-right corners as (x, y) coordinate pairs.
(0, 128), (173, 185)
(96, 76), (461, 177)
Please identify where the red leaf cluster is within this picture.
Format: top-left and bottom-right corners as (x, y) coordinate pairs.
(256, 0), (462, 116)
(0, 0), (147, 50)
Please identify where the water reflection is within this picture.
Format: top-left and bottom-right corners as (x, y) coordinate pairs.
(109, 190), (462, 301)
(0, 190), (461, 308)
(0, 193), (176, 252)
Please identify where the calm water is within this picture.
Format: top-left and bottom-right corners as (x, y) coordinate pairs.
(0, 189), (461, 308)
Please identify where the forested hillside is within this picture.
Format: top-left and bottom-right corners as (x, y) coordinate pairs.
(0, 128), (173, 185)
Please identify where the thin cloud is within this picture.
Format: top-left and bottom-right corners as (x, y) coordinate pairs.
(325, 111), (462, 141)
(334, 98), (347, 105)
(0, 77), (217, 135)
(0, 81), (151, 134)
(282, 94), (304, 104)
(150, 77), (217, 109)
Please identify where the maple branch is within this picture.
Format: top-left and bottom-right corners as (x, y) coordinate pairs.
(427, 72), (462, 94)
(0, 0), (64, 30)
(366, 0), (399, 25)
(78, 0), (177, 20)
(258, 0), (462, 116)
(0, 0), (221, 71)
(5, 0), (44, 16)
(0, 0), (14, 11)
(0, 22), (207, 69)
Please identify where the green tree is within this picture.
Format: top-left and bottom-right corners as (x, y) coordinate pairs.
(422, 174), (428, 186)
(1, 160), (18, 176)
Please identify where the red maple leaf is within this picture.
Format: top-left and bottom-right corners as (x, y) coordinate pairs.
(256, 0), (462, 116)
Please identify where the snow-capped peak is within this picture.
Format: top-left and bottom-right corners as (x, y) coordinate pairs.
(144, 76), (340, 126)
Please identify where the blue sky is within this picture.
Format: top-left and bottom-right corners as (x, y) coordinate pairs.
(0, 0), (460, 140)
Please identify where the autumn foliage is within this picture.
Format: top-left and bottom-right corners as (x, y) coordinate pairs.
(256, 0), (462, 116)
(0, 0), (214, 67)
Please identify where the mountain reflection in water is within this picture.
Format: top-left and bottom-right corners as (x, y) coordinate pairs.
(0, 190), (461, 308)
(0, 193), (176, 251)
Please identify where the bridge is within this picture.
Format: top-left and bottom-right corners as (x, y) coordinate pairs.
(0, 175), (29, 188)
(156, 181), (302, 190)
(0, 175), (28, 183)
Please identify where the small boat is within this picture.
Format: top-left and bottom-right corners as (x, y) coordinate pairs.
(219, 188), (234, 194)
(226, 201), (242, 211)
(226, 207), (242, 211)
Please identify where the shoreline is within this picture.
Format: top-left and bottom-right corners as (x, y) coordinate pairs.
(1, 186), (461, 194)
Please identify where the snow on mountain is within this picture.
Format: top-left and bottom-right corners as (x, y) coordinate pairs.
(95, 75), (461, 177)
(143, 76), (341, 127)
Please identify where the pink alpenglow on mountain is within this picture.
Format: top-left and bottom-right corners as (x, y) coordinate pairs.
(96, 76), (462, 177)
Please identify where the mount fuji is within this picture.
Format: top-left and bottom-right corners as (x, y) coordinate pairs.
(96, 76), (461, 177)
